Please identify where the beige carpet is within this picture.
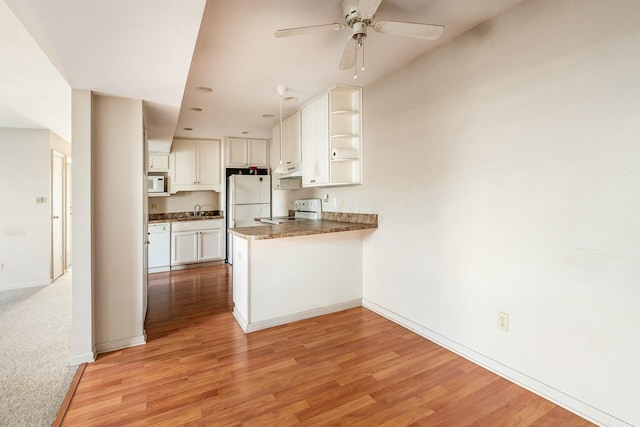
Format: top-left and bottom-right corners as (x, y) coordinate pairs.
(0, 273), (77, 427)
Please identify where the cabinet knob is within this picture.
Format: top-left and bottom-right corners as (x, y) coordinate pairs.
(310, 180), (316, 183)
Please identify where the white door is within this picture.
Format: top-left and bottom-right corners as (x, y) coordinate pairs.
(247, 139), (268, 167)
(227, 138), (248, 166)
(172, 139), (198, 185)
(197, 139), (221, 185)
(171, 231), (198, 265)
(199, 229), (223, 261)
(52, 152), (64, 280)
(233, 203), (271, 227)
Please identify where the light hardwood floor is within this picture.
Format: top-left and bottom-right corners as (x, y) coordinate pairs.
(61, 265), (593, 426)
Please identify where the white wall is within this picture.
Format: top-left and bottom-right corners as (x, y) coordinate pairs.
(0, 128), (51, 290)
(148, 190), (219, 214)
(70, 89), (94, 364)
(313, 1), (640, 425)
(92, 94), (145, 353)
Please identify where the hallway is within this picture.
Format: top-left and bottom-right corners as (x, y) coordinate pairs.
(0, 273), (76, 426)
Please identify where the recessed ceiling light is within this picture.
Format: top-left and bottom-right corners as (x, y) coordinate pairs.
(183, 127), (193, 131)
(262, 114), (275, 119)
(190, 107), (203, 111)
(195, 86), (212, 92)
(241, 131), (251, 135)
(284, 96), (298, 102)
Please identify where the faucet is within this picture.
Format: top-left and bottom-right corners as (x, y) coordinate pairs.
(193, 204), (201, 217)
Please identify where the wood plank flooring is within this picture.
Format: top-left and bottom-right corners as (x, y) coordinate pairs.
(61, 265), (594, 426)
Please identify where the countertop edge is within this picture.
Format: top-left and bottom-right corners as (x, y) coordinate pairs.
(229, 220), (377, 240)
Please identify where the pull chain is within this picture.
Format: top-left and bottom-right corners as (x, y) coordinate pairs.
(354, 39), (359, 79)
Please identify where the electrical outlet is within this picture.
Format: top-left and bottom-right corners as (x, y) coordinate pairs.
(151, 203), (158, 209)
(497, 312), (509, 332)
(0, 263), (3, 272)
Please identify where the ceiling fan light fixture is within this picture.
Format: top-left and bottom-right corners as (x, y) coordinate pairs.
(274, 0), (444, 74)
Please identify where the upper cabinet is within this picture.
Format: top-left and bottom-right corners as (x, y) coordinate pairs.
(272, 111), (302, 173)
(148, 153), (169, 172)
(302, 93), (330, 187)
(301, 85), (362, 187)
(283, 111), (302, 167)
(226, 138), (269, 168)
(169, 139), (221, 193)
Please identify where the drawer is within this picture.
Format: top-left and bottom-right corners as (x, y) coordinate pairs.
(171, 219), (223, 232)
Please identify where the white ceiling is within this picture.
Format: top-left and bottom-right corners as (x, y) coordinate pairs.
(1, 0), (523, 152)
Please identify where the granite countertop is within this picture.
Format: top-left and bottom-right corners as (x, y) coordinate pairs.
(149, 210), (224, 224)
(229, 213), (378, 240)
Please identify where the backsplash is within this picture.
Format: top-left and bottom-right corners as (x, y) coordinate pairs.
(149, 210), (222, 221)
(148, 190), (220, 214)
(322, 212), (378, 226)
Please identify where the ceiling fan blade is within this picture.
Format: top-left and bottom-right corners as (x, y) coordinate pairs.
(339, 37), (357, 70)
(356, 0), (383, 19)
(274, 23), (345, 38)
(373, 21), (444, 40)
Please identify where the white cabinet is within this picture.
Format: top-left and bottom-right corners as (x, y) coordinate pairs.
(148, 153), (169, 172)
(226, 138), (269, 167)
(171, 219), (224, 266)
(170, 139), (221, 193)
(329, 85), (362, 185)
(300, 85), (362, 187)
(302, 93), (330, 187)
(272, 111), (301, 173)
(283, 111), (301, 167)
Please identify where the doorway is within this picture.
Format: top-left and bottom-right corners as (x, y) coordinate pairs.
(52, 151), (65, 280)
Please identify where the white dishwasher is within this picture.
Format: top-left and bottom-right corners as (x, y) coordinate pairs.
(148, 222), (170, 273)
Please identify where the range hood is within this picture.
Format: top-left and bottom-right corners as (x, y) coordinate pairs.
(274, 163), (302, 179)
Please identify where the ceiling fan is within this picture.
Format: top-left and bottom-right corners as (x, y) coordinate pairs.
(274, 0), (444, 79)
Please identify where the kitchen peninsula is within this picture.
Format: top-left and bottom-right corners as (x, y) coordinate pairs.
(229, 213), (377, 333)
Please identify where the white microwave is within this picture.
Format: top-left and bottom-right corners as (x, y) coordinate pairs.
(148, 175), (166, 193)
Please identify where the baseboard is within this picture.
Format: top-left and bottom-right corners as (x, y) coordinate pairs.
(69, 350), (95, 365)
(363, 299), (630, 427)
(232, 308), (249, 332)
(170, 260), (224, 271)
(148, 266), (170, 273)
(241, 299), (362, 333)
(95, 334), (146, 355)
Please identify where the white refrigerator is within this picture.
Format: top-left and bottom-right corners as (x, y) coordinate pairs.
(227, 174), (271, 264)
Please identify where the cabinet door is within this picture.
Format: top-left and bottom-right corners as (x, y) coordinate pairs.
(271, 124), (281, 174)
(172, 139), (197, 186)
(247, 139), (268, 167)
(171, 231), (198, 265)
(302, 94), (329, 187)
(199, 229), (224, 261)
(148, 154), (169, 172)
(282, 111), (301, 166)
(197, 139), (221, 185)
(227, 138), (248, 166)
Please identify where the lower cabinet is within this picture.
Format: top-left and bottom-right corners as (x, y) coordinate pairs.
(171, 219), (224, 266)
